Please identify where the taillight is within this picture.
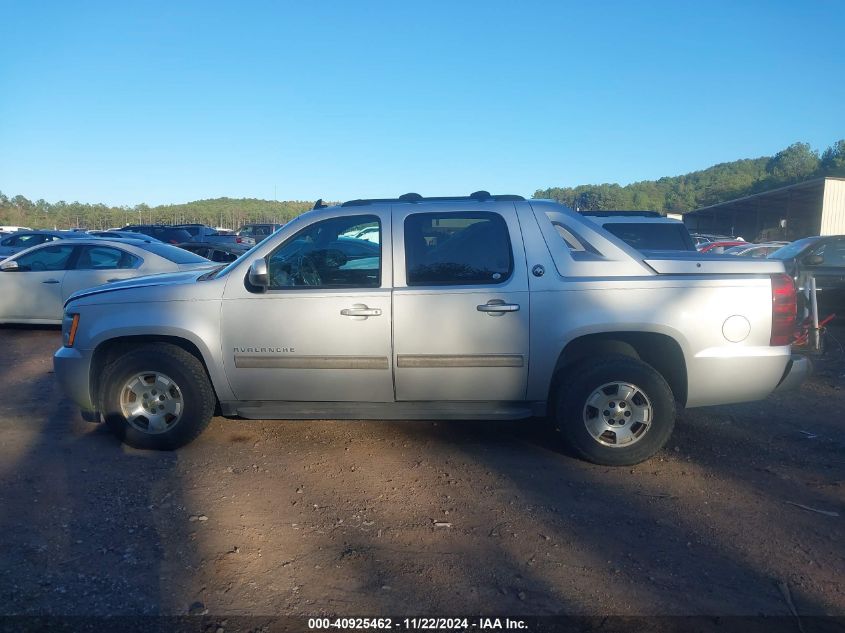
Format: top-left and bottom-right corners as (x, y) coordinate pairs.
(235, 237), (243, 243)
(770, 273), (797, 346)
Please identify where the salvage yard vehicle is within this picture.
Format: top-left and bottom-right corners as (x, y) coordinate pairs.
(54, 192), (809, 466)
(175, 223), (256, 247)
(119, 225), (194, 245)
(0, 239), (214, 324)
(722, 242), (788, 258)
(237, 223), (283, 244)
(177, 241), (251, 263)
(88, 230), (164, 242)
(769, 235), (845, 314)
(0, 230), (91, 257)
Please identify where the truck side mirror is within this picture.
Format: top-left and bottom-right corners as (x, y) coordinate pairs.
(803, 254), (824, 266)
(248, 258), (269, 290)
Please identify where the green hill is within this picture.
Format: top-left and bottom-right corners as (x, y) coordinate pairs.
(534, 139), (845, 213)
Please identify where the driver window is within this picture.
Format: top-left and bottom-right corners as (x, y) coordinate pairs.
(14, 244), (76, 271)
(267, 215), (381, 289)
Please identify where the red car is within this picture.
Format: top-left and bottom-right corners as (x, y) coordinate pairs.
(698, 240), (747, 254)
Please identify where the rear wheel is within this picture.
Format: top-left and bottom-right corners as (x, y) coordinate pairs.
(552, 355), (675, 466)
(99, 343), (215, 450)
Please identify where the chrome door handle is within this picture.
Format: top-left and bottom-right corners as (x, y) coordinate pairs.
(477, 300), (520, 313)
(41, 279), (60, 284)
(341, 306), (382, 317)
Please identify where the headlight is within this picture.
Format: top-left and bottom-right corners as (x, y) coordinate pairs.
(62, 312), (80, 348)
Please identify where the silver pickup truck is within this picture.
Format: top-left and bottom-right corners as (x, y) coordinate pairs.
(54, 192), (809, 466)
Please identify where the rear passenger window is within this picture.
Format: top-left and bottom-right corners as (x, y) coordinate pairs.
(404, 212), (512, 285)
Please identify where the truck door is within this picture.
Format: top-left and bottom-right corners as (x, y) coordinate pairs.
(392, 202), (530, 401)
(220, 211), (394, 402)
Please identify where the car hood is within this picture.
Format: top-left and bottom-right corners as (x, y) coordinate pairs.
(65, 265), (218, 307)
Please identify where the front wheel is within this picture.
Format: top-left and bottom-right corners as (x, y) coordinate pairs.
(99, 343), (216, 450)
(552, 355), (676, 466)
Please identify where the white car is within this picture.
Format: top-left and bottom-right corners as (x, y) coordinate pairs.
(0, 238), (215, 324)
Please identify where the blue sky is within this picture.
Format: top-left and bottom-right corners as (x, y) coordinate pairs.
(1, 1), (843, 206)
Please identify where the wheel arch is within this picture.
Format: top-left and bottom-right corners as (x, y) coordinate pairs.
(551, 331), (688, 408)
(90, 335), (221, 412)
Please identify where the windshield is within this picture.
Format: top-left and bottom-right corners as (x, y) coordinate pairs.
(768, 237), (820, 260)
(602, 223), (695, 251)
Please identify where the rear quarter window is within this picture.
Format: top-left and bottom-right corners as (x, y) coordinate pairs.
(603, 223), (694, 251)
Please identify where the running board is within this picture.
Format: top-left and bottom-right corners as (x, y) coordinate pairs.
(223, 401), (541, 421)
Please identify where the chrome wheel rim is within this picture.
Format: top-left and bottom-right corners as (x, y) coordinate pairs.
(119, 372), (184, 435)
(583, 381), (652, 448)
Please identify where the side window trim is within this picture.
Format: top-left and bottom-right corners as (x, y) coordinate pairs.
(265, 214), (383, 291)
(403, 211), (514, 287)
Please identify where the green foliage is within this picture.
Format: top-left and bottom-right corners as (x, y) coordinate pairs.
(765, 142), (819, 183)
(0, 195), (315, 230)
(821, 140), (845, 174)
(535, 139), (845, 213)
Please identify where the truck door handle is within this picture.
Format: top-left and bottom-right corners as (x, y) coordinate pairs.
(341, 305), (382, 317)
(41, 279), (60, 284)
(477, 300), (520, 313)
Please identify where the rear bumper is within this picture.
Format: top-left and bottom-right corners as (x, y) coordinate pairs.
(774, 354), (812, 392)
(53, 346), (95, 413)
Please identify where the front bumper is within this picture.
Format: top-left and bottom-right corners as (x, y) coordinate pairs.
(774, 354), (812, 392)
(53, 346), (96, 413)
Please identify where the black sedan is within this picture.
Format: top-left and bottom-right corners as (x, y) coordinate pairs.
(769, 236), (845, 314)
(177, 242), (251, 263)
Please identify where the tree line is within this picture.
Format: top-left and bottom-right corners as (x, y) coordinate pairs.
(534, 139), (845, 213)
(0, 196), (314, 231)
(2, 139), (844, 229)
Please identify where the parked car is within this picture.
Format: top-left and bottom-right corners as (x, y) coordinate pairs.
(698, 240), (747, 254)
(55, 192), (807, 466)
(769, 236), (845, 314)
(177, 242), (251, 263)
(175, 224), (255, 247)
(88, 230), (164, 242)
(0, 230), (91, 257)
(723, 243), (788, 258)
(0, 225), (32, 233)
(120, 225), (194, 244)
(0, 239), (214, 324)
(237, 223), (283, 244)
(581, 212), (696, 251)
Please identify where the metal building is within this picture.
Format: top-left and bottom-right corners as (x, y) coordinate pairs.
(683, 177), (845, 241)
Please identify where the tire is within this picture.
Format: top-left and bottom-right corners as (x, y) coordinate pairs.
(552, 355), (675, 466)
(98, 343), (216, 450)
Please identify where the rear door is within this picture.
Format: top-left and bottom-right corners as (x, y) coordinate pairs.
(392, 202), (530, 401)
(63, 244), (142, 298)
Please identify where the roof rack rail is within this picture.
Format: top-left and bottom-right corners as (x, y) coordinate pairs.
(578, 210), (662, 218)
(341, 191), (524, 207)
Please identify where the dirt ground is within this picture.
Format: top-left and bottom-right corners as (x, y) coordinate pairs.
(0, 326), (843, 620)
